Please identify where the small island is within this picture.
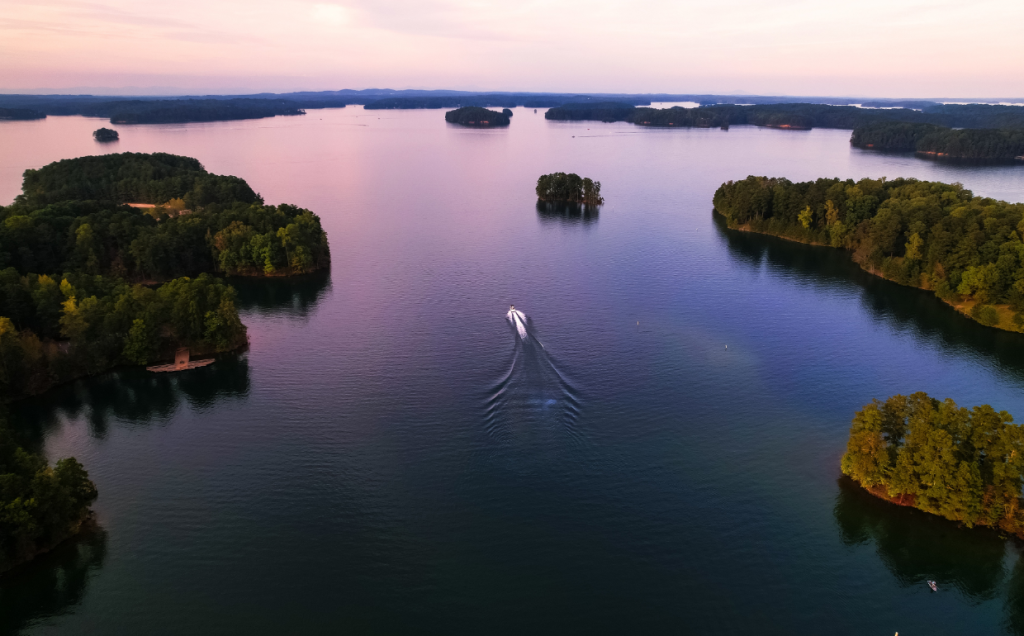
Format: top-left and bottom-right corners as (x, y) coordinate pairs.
(842, 393), (1024, 538)
(444, 106), (510, 127)
(0, 416), (97, 574)
(92, 127), (119, 142)
(536, 172), (604, 205)
(713, 175), (1024, 331)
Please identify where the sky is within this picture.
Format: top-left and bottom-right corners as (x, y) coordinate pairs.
(1, 0), (1023, 97)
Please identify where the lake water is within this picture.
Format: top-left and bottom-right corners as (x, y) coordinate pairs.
(3, 108), (1024, 635)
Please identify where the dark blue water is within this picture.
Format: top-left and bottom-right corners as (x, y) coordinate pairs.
(3, 109), (1024, 634)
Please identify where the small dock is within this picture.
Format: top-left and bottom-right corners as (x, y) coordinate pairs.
(147, 347), (214, 373)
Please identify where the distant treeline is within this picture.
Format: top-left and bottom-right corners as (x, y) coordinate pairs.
(100, 99), (305, 124)
(0, 152), (330, 399)
(843, 393), (1024, 538)
(852, 122), (1024, 161)
(0, 413), (97, 574)
(0, 108), (45, 121)
(444, 107), (510, 127)
(713, 175), (1024, 331)
(546, 102), (1024, 131)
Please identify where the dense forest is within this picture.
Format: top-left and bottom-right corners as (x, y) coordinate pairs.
(852, 122), (1024, 161)
(842, 393), (1024, 537)
(443, 107), (510, 127)
(712, 176), (1024, 331)
(0, 152), (330, 399)
(0, 108), (45, 121)
(0, 412), (98, 574)
(546, 102), (1024, 132)
(536, 173), (603, 205)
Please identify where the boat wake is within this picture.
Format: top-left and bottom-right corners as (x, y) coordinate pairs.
(484, 306), (584, 443)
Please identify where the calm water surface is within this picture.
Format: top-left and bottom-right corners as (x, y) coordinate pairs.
(3, 109), (1024, 634)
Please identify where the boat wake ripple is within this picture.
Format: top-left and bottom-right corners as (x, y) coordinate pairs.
(483, 308), (584, 444)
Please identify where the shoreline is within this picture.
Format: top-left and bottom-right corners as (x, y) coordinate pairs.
(0, 512), (96, 576)
(849, 477), (1024, 540)
(722, 216), (1023, 334)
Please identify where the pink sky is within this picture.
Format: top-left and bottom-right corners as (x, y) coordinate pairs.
(2, 0), (1022, 97)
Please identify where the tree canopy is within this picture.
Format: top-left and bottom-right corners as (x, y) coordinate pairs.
(0, 152), (330, 399)
(0, 413), (97, 573)
(713, 175), (1024, 330)
(92, 128), (119, 142)
(536, 173), (604, 205)
(842, 393), (1024, 537)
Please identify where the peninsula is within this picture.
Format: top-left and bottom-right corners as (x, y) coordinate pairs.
(842, 393), (1024, 538)
(852, 122), (1024, 162)
(444, 106), (510, 127)
(713, 175), (1024, 331)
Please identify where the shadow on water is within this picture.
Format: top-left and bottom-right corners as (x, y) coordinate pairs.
(229, 268), (331, 318)
(713, 214), (1024, 378)
(536, 201), (599, 226)
(834, 477), (1006, 600)
(483, 311), (584, 445)
(10, 353), (250, 450)
(0, 526), (107, 636)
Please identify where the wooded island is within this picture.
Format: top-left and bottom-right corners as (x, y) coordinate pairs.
(444, 107), (510, 127)
(536, 173), (604, 205)
(713, 176), (1024, 331)
(0, 152), (330, 399)
(843, 393), (1024, 538)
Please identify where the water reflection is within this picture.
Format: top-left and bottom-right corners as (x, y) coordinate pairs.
(11, 354), (250, 449)
(714, 214), (1024, 377)
(833, 476), (1006, 600)
(536, 201), (599, 226)
(0, 526), (107, 636)
(230, 269), (331, 318)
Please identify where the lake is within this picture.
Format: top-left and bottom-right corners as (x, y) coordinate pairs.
(3, 107), (1024, 635)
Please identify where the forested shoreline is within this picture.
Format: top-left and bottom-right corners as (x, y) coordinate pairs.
(0, 152), (330, 400)
(851, 122), (1024, 161)
(713, 176), (1024, 331)
(842, 393), (1024, 538)
(546, 102), (1024, 134)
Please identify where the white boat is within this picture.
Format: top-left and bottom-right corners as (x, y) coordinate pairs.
(927, 580), (938, 592)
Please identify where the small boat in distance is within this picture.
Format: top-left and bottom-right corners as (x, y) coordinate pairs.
(927, 580), (938, 592)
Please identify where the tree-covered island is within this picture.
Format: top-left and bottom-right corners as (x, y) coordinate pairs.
(0, 152), (330, 400)
(536, 173), (604, 205)
(713, 176), (1024, 331)
(444, 107), (510, 127)
(0, 412), (97, 574)
(842, 393), (1024, 538)
(92, 128), (118, 142)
